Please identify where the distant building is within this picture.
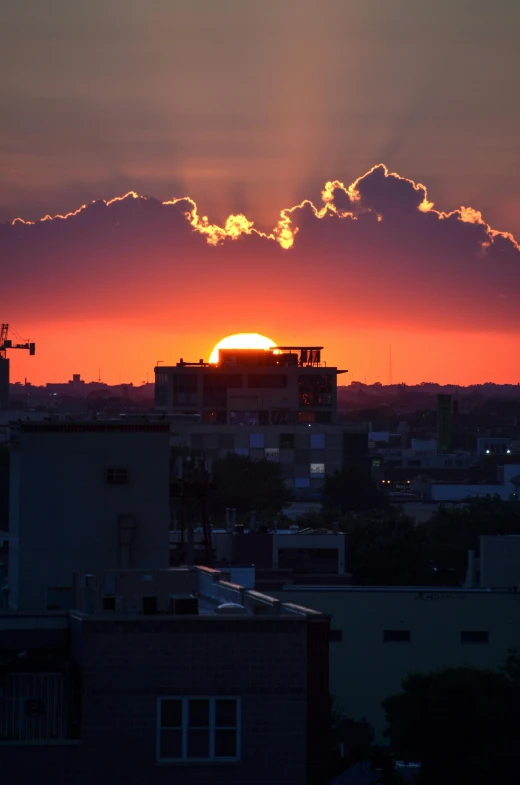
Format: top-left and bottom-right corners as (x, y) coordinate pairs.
(169, 422), (368, 500)
(155, 345), (347, 425)
(7, 421), (171, 610)
(154, 345), (369, 500)
(0, 565), (330, 785)
(171, 526), (351, 590)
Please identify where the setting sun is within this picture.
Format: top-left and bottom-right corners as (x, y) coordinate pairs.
(209, 333), (276, 363)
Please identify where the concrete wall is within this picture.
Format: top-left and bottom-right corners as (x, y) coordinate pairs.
(273, 586), (520, 743)
(480, 535), (520, 587)
(9, 424), (171, 610)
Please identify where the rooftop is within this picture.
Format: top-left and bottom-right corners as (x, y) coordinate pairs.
(70, 566), (325, 620)
(160, 345), (347, 371)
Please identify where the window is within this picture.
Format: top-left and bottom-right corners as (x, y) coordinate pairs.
(383, 630), (410, 643)
(235, 448), (249, 457)
(298, 373), (333, 407)
(203, 410), (227, 424)
(271, 410), (296, 425)
(265, 448), (279, 462)
(247, 374), (287, 388)
(280, 433), (295, 449)
(295, 477), (310, 488)
(191, 433), (204, 449)
(157, 697), (240, 762)
(329, 629), (343, 642)
(249, 433), (265, 448)
(203, 373), (242, 406)
(218, 433), (235, 449)
(310, 462), (325, 478)
(229, 411), (259, 426)
(106, 467), (129, 484)
(310, 433), (325, 449)
(461, 630), (488, 644)
(172, 374), (198, 406)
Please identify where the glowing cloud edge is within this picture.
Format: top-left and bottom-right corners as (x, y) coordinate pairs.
(9, 164), (520, 253)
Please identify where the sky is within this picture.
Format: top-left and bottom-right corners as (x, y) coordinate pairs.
(2, 0), (520, 386)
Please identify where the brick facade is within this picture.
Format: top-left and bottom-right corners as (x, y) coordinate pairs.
(1, 613), (330, 785)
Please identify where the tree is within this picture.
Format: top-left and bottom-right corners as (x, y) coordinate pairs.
(209, 453), (291, 521)
(343, 510), (432, 586)
(323, 466), (388, 514)
(383, 666), (520, 785)
(422, 496), (520, 582)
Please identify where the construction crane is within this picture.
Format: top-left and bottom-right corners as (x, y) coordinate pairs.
(0, 324), (35, 410)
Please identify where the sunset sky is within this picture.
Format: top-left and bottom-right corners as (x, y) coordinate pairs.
(2, 0), (520, 386)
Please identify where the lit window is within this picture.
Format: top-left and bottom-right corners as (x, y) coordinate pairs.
(157, 697), (240, 762)
(249, 433), (265, 448)
(265, 448), (279, 462)
(310, 462), (325, 478)
(295, 478), (310, 488)
(310, 433), (325, 449)
(106, 468), (129, 484)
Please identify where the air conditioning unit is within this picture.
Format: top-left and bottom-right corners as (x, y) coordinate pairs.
(168, 595), (199, 615)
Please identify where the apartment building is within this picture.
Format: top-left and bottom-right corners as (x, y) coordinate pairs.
(0, 566), (330, 785)
(155, 345), (347, 425)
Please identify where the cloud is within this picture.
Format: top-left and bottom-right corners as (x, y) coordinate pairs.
(2, 164), (519, 334)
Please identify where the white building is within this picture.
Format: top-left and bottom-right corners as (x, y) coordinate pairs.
(274, 584), (520, 743)
(8, 421), (171, 610)
(428, 464), (520, 502)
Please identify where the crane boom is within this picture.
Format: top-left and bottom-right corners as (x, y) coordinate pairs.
(0, 324), (36, 410)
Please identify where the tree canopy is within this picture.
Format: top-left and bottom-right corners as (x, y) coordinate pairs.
(323, 466), (388, 514)
(421, 496), (520, 582)
(383, 665), (520, 785)
(343, 511), (431, 586)
(209, 453), (291, 521)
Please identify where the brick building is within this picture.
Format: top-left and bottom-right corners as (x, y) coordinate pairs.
(0, 566), (330, 785)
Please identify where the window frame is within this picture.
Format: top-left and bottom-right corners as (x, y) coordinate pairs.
(105, 467), (129, 484)
(157, 696), (241, 764)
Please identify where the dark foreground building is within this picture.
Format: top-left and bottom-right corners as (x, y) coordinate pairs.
(0, 566), (330, 785)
